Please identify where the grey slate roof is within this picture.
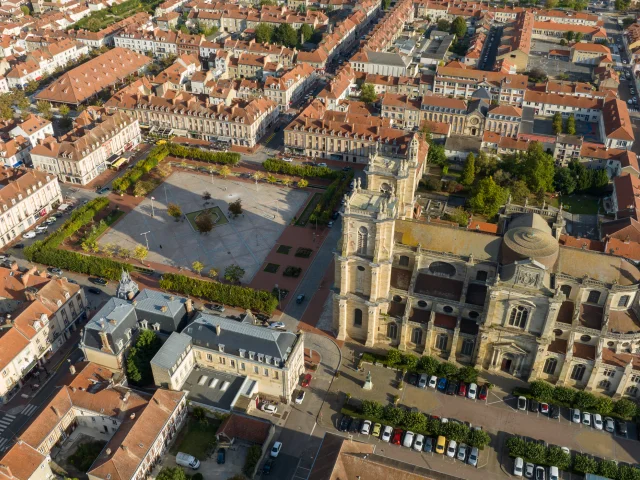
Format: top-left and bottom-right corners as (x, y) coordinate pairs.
(365, 51), (410, 67)
(134, 289), (187, 318)
(83, 298), (138, 354)
(184, 312), (297, 363)
(151, 331), (192, 370)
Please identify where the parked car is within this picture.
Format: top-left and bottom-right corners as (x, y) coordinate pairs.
(295, 391), (305, 404)
(360, 420), (372, 435)
(176, 452), (200, 470)
(408, 372), (418, 386)
(457, 382), (467, 397)
(617, 419), (628, 437)
(582, 412), (591, 426)
(478, 384), (488, 400)
(270, 442), (282, 458)
(418, 373), (428, 389)
(468, 383), (477, 400)
(35, 226), (48, 234)
(296, 294), (305, 304)
(468, 447), (479, 467)
(206, 303), (225, 312)
(262, 459), (274, 475)
(594, 413), (603, 430)
(23, 231), (36, 239)
(517, 396), (527, 411)
(549, 466), (559, 480)
(424, 437), (434, 453)
(339, 416), (352, 432)
(87, 287), (102, 295)
(261, 403), (277, 414)
(524, 462), (535, 479)
(535, 466), (546, 480)
(216, 448), (226, 465)
(446, 440), (457, 458)
(269, 322), (286, 330)
(437, 377), (448, 391)
(549, 404), (560, 419)
(381, 425), (393, 442)
(413, 434), (424, 451)
(513, 457), (524, 477)
(302, 374), (312, 387)
(349, 419), (362, 434)
(540, 403), (549, 415)
(392, 428), (403, 445)
(529, 399), (540, 413)
(90, 277), (108, 286)
(402, 431), (415, 448)
(428, 376), (438, 388)
(572, 408), (581, 424)
(48, 267), (63, 276)
(435, 436), (446, 454)
(446, 381), (458, 395)
(604, 416), (615, 433)
(372, 423), (382, 437)
(457, 443), (467, 461)
(12, 243), (24, 249)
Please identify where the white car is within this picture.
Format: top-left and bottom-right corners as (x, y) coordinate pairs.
(295, 391), (305, 404)
(572, 408), (581, 424)
(317, 163), (328, 167)
(360, 420), (372, 435)
(428, 376), (437, 388)
(418, 373), (428, 388)
(446, 440), (457, 458)
(457, 443), (467, 461)
(261, 403), (277, 414)
(270, 442), (282, 458)
(402, 431), (415, 448)
(514, 457), (524, 477)
(413, 434), (424, 451)
(594, 413), (603, 430)
(269, 322), (286, 330)
(468, 383), (478, 399)
(582, 412), (591, 427)
(35, 226), (48, 233)
(22, 231), (36, 239)
(381, 425), (393, 442)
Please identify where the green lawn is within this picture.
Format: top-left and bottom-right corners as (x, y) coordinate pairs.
(185, 206), (228, 231)
(549, 194), (600, 215)
(296, 192), (323, 226)
(170, 418), (221, 459)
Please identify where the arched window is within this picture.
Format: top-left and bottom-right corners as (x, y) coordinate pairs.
(476, 271), (488, 282)
(357, 226), (368, 255)
(560, 285), (572, 298)
(619, 295), (631, 308)
(387, 323), (398, 339)
(411, 328), (423, 345)
(436, 333), (448, 350)
(508, 306), (529, 329)
(543, 358), (557, 375)
(354, 308), (363, 327)
(570, 364), (586, 381)
(461, 339), (474, 356)
(398, 255), (410, 267)
(587, 290), (601, 304)
(428, 261), (456, 277)
(380, 182), (392, 192)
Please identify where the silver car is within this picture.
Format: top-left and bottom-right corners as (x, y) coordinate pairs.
(468, 447), (479, 467)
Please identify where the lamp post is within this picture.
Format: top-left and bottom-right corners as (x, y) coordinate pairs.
(150, 196), (155, 217)
(140, 231), (150, 250)
(275, 283), (281, 310)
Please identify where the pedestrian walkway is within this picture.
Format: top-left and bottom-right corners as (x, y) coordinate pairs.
(0, 414), (15, 434)
(20, 404), (37, 417)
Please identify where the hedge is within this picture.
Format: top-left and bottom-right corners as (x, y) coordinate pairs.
(167, 144), (240, 166)
(159, 273), (278, 313)
(24, 198), (132, 280)
(309, 171), (353, 224)
(263, 158), (339, 179)
(243, 445), (262, 476)
(112, 144), (169, 193)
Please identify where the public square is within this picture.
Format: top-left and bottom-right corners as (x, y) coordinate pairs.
(98, 171), (309, 281)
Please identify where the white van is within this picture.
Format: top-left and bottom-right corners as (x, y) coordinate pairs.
(513, 457), (524, 477)
(176, 452), (200, 470)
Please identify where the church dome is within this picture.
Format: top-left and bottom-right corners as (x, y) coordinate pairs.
(501, 213), (559, 268)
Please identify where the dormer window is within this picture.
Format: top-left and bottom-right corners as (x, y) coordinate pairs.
(140, 319), (148, 329)
(258, 353), (264, 363)
(218, 344), (225, 352)
(249, 351), (255, 360)
(239, 349), (246, 358)
(125, 329), (132, 340)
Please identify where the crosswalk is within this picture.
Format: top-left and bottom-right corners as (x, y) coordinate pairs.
(21, 404), (37, 417)
(0, 413), (16, 452)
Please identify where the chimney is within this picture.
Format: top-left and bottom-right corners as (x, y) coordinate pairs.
(185, 298), (193, 313)
(51, 406), (60, 417)
(69, 364), (76, 375)
(161, 306), (168, 313)
(109, 319), (117, 325)
(98, 331), (112, 353)
(106, 448), (112, 456)
(215, 324), (221, 336)
(130, 412), (135, 419)
(121, 445), (128, 452)
(123, 391), (130, 402)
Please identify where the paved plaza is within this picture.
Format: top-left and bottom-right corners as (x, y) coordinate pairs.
(99, 172), (309, 281)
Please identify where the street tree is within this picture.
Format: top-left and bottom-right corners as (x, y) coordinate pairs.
(133, 245), (149, 265)
(566, 113), (576, 135)
(255, 23), (274, 43)
(194, 212), (214, 234)
(192, 261), (205, 275)
(224, 264), (245, 283)
(450, 16), (467, 38)
(167, 203), (182, 220)
(219, 165), (231, 178)
(228, 198), (243, 217)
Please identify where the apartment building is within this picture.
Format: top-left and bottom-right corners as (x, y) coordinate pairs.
(0, 266), (86, 404)
(533, 21), (607, 41)
(113, 28), (179, 58)
(570, 42), (612, 65)
(0, 136), (31, 168)
(523, 90), (602, 121)
(381, 94), (421, 130)
(350, 51), (412, 77)
(107, 78), (279, 147)
(152, 312), (305, 400)
(581, 143), (639, 179)
(484, 104), (522, 138)
(317, 65), (356, 110)
(263, 63), (316, 108)
(29, 110), (141, 186)
(0, 169), (62, 248)
(495, 11), (533, 72)
(10, 115), (53, 149)
(600, 98), (635, 150)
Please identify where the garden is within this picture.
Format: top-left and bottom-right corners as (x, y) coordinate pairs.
(170, 408), (221, 460)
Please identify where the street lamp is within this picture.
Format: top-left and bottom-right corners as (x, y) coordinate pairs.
(150, 196), (155, 217)
(275, 283), (281, 310)
(140, 231), (150, 250)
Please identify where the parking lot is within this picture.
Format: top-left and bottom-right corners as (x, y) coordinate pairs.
(528, 40), (593, 81)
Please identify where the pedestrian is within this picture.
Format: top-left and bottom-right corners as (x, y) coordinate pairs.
(159, 245), (163, 249)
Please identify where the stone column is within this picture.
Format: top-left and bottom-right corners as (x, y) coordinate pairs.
(398, 318), (409, 351)
(556, 354), (574, 386)
(586, 361), (602, 391)
(528, 343), (549, 381)
(337, 298), (348, 341)
(614, 362), (634, 399)
(541, 298), (563, 338)
(423, 311), (436, 356)
(338, 258), (350, 295)
(447, 316), (462, 362)
(365, 304), (379, 348)
(473, 328), (489, 368)
(370, 264), (380, 302)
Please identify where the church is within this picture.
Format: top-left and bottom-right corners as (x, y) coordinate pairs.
(333, 136), (640, 399)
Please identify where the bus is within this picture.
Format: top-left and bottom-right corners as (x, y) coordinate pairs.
(110, 157), (128, 171)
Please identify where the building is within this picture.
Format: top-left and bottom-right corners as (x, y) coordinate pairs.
(0, 441), (53, 480)
(523, 90), (601, 122)
(151, 312), (305, 401)
(570, 42), (612, 65)
(263, 63), (316, 108)
(0, 169), (62, 248)
(333, 136), (640, 399)
(533, 21), (607, 42)
(484, 104), (522, 138)
(10, 115), (53, 148)
(599, 98), (635, 150)
(495, 11), (533, 72)
(29, 110), (141, 185)
(34, 47), (151, 106)
(0, 266), (86, 404)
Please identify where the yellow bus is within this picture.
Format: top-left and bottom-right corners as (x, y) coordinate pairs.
(111, 157), (127, 171)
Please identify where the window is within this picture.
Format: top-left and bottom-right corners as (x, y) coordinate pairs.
(436, 333), (448, 350)
(543, 358), (557, 375)
(508, 306), (529, 329)
(619, 295), (631, 308)
(587, 290), (601, 304)
(1, 370), (6, 377)
(354, 308), (363, 327)
(461, 339), (474, 356)
(627, 386), (638, 396)
(240, 362), (245, 371)
(387, 323), (398, 339)
(206, 354), (212, 361)
(603, 369), (616, 378)
(219, 357), (226, 365)
(274, 371), (279, 380)
(230, 359), (235, 368)
(411, 328), (423, 345)
(357, 226), (368, 254)
(254, 366), (259, 374)
(263, 368), (269, 376)
(560, 285), (572, 297)
(631, 374), (640, 383)
(570, 364), (586, 381)
(599, 379), (611, 390)
(398, 255), (409, 267)
(475, 271), (488, 282)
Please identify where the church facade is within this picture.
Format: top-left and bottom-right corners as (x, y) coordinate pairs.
(333, 137), (640, 399)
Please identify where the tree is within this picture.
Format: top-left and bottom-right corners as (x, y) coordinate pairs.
(273, 24), (298, 48)
(445, 207), (468, 227)
(450, 16), (467, 38)
(467, 429), (491, 448)
(281, 176), (292, 187)
(59, 104), (70, 117)
(528, 67), (548, 83)
(592, 169), (609, 190)
(252, 171), (264, 188)
(362, 400), (384, 418)
(228, 199), (243, 217)
(219, 165), (231, 178)
(573, 454), (598, 475)
(298, 178), (309, 188)
(133, 245), (149, 265)
(616, 0), (631, 10)
(460, 153), (476, 186)
(403, 411), (427, 432)
(617, 464), (640, 480)
(382, 405), (405, 425)
(25, 81), (39, 94)
(597, 460), (619, 479)
(530, 380), (554, 402)
(401, 353), (418, 371)
(546, 445), (571, 471)
(566, 30), (575, 41)
(475, 151), (498, 177)
(553, 386), (576, 405)
(594, 396), (613, 415)
(522, 142), (555, 193)
(156, 467), (188, 480)
(126, 330), (163, 385)
(613, 398), (638, 419)
(360, 83), (378, 104)
(119, 248), (131, 259)
(167, 203), (182, 220)
(469, 177), (508, 218)
(224, 264), (245, 283)
(36, 100), (52, 119)
(267, 174), (277, 184)
(437, 19), (451, 32)
(573, 391), (597, 410)
(554, 168), (577, 195)
(524, 442), (547, 464)
(560, 38), (567, 46)
(442, 422), (470, 443)
(195, 212), (214, 234)
(428, 143), (447, 166)
(575, 32), (584, 43)
(20, 5), (30, 15)
(509, 180), (530, 205)
(208, 268), (218, 279)
(566, 114), (576, 135)
(299, 24), (313, 43)
(456, 366), (479, 384)
(437, 362), (458, 379)
(192, 261), (205, 275)
(506, 436), (527, 457)
(387, 349), (402, 365)
(552, 112), (563, 134)
(417, 355), (439, 375)
(255, 23), (274, 43)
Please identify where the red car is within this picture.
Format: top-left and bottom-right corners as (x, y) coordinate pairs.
(457, 382), (467, 397)
(302, 374), (312, 387)
(478, 384), (488, 401)
(391, 428), (403, 445)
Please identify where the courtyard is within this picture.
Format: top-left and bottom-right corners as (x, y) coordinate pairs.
(99, 172), (309, 282)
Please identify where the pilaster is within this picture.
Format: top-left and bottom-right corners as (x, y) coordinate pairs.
(614, 362), (634, 399)
(338, 257), (350, 295)
(556, 354), (574, 386)
(447, 315), (462, 362)
(337, 298), (348, 341)
(370, 264), (380, 301)
(365, 304), (379, 348)
(473, 327), (489, 368)
(585, 361), (602, 391)
(423, 311), (435, 356)
(398, 318), (409, 351)
(528, 341), (550, 381)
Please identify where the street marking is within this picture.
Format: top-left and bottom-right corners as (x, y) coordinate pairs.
(21, 405), (37, 417)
